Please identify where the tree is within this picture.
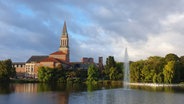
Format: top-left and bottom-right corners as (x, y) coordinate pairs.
(129, 54), (184, 84)
(130, 60), (144, 82)
(66, 71), (76, 78)
(180, 56), (184, 65)
(38, 67), (52, 82)
(87, 64), (99, 82)
(0, 59), (16, 82)
(130, 56), (165, 83)
(137, 56), (165, 83)
(109, 67), (118, 80)
(163, 61), (180, 83)
(38, 67), (63, 82)
(165, 53), (179, 62)
(180, 56), (184, 81)
(147, 56), (165, 74)
(76, 69), (87, 79)
(106, 56), (116, 70)
(4, 59), (16, 78)
(147, 56), (165, 83)
(103, 56), (116, 80)
(153, 73), (163, 83)
(141, 61), (154, 83)
(116, 62), (124, 73)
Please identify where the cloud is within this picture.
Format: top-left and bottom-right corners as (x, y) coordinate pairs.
(1, 0), (184, 63)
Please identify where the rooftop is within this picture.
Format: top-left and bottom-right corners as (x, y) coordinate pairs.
(50, 51), (66, 55)
(40, 57), (70, 65)
(12, 62), (25, 65)
(26, 56), (48, 63)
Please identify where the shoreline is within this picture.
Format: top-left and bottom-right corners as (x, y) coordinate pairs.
(6, 79), (184, 87)
(128, 83), (184, 87)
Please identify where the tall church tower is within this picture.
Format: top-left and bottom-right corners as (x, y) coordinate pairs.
(59, 21), (69, 62)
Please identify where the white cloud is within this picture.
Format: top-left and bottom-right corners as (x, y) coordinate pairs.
(161, 13), (184, 26)
(95, 6), (113, 19)
(126, 12), (184, 61)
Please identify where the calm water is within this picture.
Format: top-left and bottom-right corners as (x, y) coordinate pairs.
(0, 83), (184, 104)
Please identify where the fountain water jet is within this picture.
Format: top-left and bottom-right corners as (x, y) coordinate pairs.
(124, 48), (130, 88)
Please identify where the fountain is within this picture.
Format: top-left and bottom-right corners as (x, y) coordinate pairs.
(124, 48), (130, 88)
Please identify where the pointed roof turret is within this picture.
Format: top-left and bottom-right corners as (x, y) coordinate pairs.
(62, 21), (68, 36)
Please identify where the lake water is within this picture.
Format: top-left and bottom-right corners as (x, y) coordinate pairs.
(0, 83), (184, 104)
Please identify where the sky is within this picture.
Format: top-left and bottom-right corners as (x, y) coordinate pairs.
(0, 0), (184, 62)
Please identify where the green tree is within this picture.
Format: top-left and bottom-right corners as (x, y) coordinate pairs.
(114, 62), (124, 80)
(0, 59), (16, 82)
(129, 54), (183, 84)
(130, 56), (165, 83)
(109, 67), (118, 80)
(153, 73), (164, 83)
(66, 71), (76, 78)
(38, 67), (63, 82)
(165, 53), (179, 62)
(87, 64), (99, 82)
(38, 67), (52, 82)
(76, 69), (87, 79)
(140, 56), (165, 83)
(147, 56), (165, 83)
(147, 56), (165, 74)
(180, 56), (184, 81)
(130, 60), (144, 82)
(116, 62), (124, 73)
(141, 62), (154, 83)
(106, 56), (116, 70)
(103, 56), (116, 80)
(163, 61), (180, 83)
(102, 68), (109, 80)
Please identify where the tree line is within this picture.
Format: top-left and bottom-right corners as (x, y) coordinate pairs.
(130, 53), (184, 84)
(2, 53), (183, 84)
(81, 53), (184, 84)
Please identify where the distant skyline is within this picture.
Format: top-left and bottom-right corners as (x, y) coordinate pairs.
(0, 0), (184, 62)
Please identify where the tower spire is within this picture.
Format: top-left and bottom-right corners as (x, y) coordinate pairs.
(62, 21), (68, 36)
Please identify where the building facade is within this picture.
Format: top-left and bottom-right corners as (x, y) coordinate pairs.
(25, 56), (48, 78)
(12, 62), (25, 78)
(81, 57), (94, 63)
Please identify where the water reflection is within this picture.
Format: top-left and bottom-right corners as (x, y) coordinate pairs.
(0, 83), (88, 94)
(70, 87), (184, 104)
(0, 83), (71, 104)
(0, 83), (184, 104)
(1, 83), (184, 94)
(0, 83), (14, 94)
